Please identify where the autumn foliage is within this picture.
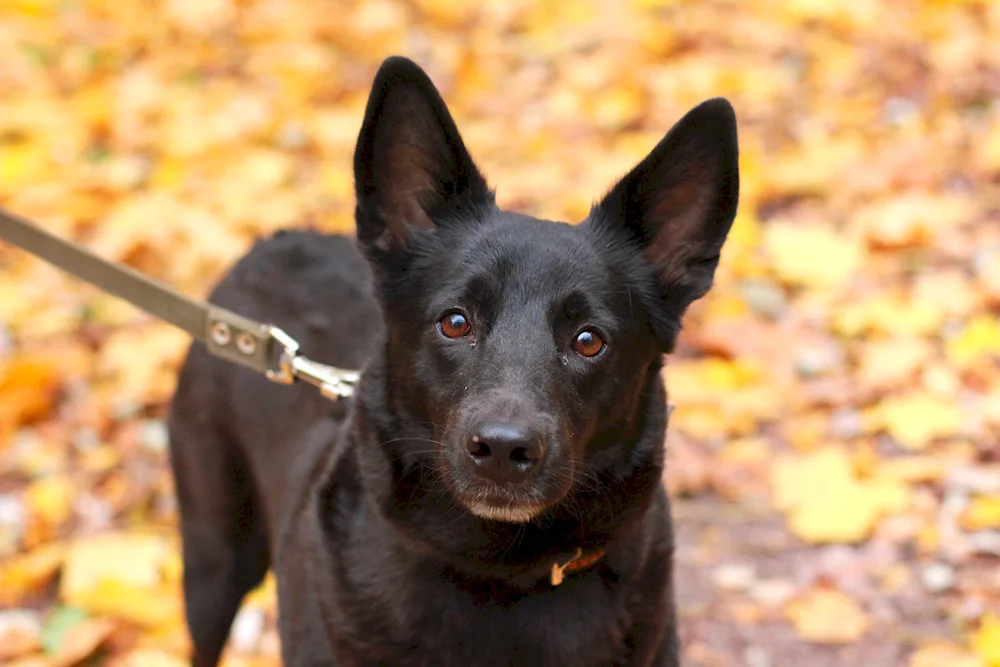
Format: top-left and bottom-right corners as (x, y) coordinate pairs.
(1, 1), (1000, 665)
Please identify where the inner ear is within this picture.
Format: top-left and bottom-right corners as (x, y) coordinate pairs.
(589, 98), (739, 351)
(637, 141), (732, 287)
(354, 56), (491, 254)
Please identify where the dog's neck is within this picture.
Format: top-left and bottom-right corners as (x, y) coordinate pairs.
(346, 353), (669, 585)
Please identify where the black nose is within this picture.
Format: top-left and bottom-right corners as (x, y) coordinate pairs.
(465, 422), (545, 484)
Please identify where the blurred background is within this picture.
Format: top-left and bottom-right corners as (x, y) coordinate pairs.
(1, 0), (999, 665)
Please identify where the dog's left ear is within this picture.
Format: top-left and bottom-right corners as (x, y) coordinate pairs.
(354, 56), (492, 270)
(590, 98), (739, 352)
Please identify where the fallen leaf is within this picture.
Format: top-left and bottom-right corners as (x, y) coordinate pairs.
(961, 497), (1000, 531)
(0, 541), (66, 605)
(870, 391), (964, 450)
(910, 643), (984, 667)
(763, 221), (865, 290)
(853, 193), (974, 250)
(772, 446), (910, 543)
(947, 315), (1000, 369)
(0, 355), (62, 433)
(973, 613), (1000, 667)
(856, 337), (933, 392)
(25, 475), (77, 529)
(784, 587), (870, 644)
(835, 293), (946, 338)
(60, 533), (182, 627)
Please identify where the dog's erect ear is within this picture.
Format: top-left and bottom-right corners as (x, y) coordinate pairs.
(354, 56), (491, 263)
(591, 98), (739, 351)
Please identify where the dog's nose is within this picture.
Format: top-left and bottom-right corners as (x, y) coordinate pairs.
(465, 422), (545, 484)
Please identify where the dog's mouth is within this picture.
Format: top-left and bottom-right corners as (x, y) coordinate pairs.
(443, 460), (575, 524)
(459, 486), (549, 523)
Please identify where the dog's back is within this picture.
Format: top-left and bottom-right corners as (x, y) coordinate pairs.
(168, 230), (382, 666)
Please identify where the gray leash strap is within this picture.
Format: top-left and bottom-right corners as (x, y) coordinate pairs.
(0, 206), (359, 400)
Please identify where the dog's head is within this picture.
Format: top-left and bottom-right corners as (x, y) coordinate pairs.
(354, 57), (738, 523)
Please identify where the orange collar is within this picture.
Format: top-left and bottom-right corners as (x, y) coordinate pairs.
(550, 547), (606, 586)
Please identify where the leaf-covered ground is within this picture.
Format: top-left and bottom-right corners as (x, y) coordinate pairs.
(1, 1), (1000, 665)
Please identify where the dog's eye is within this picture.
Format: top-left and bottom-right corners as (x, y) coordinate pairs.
(573, 330), (605, 358)
(438, 312), (471, 338)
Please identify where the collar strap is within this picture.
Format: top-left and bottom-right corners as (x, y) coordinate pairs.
(550, 547), (606, 586)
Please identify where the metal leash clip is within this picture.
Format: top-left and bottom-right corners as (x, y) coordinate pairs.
(266, 326), (360, 400)
(205, 308), (360, 401)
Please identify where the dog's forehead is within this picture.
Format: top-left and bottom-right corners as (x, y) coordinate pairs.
(459, 214), (604, 280)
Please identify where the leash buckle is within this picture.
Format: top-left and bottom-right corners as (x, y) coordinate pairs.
(264, 326), (360, 400)
(205, 309), (358, 400)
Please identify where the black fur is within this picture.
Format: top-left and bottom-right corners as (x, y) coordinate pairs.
(168, 55), (739, 667)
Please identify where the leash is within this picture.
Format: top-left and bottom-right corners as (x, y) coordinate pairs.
(0, 206), (359, 401)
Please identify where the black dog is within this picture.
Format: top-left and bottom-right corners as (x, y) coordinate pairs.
(167, 55), (738, 667)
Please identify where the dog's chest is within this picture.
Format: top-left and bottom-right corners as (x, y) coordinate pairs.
(394, 570), (630, 666)
(286, 565), (632, 666)
(276, 496), (635, 666)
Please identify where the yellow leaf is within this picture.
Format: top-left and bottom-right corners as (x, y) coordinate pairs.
(973, 614), (1000, 667)
(72, 579), (183, 629)
(852, 193), (974, 250)
(61, 533), (167, 592)
(411, 0), (479, 26)
(668, 358), (764, 398)
(764, 221), (864, 290)
(244, 572), (278, 610)
(856, 337), (932, 391)
(873, 392), (963, 450)
(6, 0), (59, 14)
(910, 644), (984, 667)
(720, 211), (764, 278)
(60, 533), (182, 627)
(591, 86), (644, 130)
(834, 293), (945, 338)
(784, 588), (870, 644)
(961, 496), (1000, 531)
(979, 122), (1000, 173)
(0, 138), (51, 195)
(946, 315), (1000, 368)
(0, 542), (67, 606)
(765, 134), (866, 196)
(874, 456), (952, 484)
(25, 475), (77, 528)
(79, 445), (122, 474)
(773, 447), (910, 543)
(772, 447), (853, 512)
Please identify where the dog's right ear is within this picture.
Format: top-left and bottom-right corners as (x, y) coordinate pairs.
(590, 98), (739, 352)
(353, 56), (492, 270)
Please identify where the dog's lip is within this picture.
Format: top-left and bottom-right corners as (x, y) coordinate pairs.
(453, 483), (549, 523)
(462, 495), (547, 523)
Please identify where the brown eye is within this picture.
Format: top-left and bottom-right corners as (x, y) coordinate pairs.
(439, 312), (471, 338)
(573, 330), (605, 358)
